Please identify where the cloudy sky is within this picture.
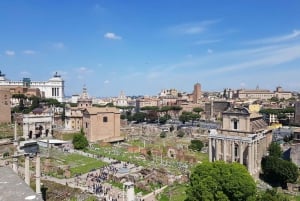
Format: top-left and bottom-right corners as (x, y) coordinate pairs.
(1, 0), (300, 97)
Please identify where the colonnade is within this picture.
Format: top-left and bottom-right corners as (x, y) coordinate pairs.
(208, 137), (260, 175)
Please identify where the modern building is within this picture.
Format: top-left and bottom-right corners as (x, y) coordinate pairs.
(0, 89), (11, 123)
(208, 107), (272, 175)
(0, 70), (64, 102)
(82, 107), (121, 142)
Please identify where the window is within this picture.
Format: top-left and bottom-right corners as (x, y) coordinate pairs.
(233, 120), (238, 130)
(86, 122), (88, 128)
(232, 118), (238, 130)
(103, 116), (108, 123)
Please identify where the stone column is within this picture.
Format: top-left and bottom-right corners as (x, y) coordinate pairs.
(239, 141), (243, 165)
(36, 153), (41, 194)
(14, 121), (17, 142)
(12, 156), (18, 173)
(25, 154), (30, 185)
(254, 141), (257, 173)
(231, 141), (235, 162)
(223, 139), (227, 162)
(248, 144), (253, 174)
(215, 139), (219, 161)
(209, 138), (212, 162)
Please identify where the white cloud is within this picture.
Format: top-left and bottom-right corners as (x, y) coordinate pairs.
(247, 30), (300, 45)
(76, 67), (93, 74)
(104, 32), (122, 40)
(211, 45), (300, 73)
(52, 42), (65, 49)
(168, 19), (221, 35)
(5, 50), (15, 56)
(104, 80), (110, 84)
(207, 49), (213, 54)
(74, 67), (93, 80)
(195, 39), (221, 45)
(20, 71), (31, 77)
(23, 50), (36, 55)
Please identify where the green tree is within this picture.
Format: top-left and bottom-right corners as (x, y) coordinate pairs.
(261, 156), (299, 188)
(193, 107), (203, 114)
(159, 116), (168, 124)
(179, 111), (193, 124)
(257, 189), (290, 201)
(188, 140), (204, 151)
(160, 131), (166, 138)
(72, 130), (88, 150)
(132, 112), (146, 123)
(185, 161), (256, 201)
(268, 142), (282, 158)
(177, 130), (185, 138)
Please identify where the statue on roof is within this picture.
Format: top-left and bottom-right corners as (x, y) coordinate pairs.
(53, 72), (61, 77)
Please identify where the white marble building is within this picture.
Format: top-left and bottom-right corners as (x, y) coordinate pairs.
(23, 113), (53, 139)
(0, 71), (65, 102)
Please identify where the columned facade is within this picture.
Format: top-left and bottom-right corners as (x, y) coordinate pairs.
(208, 107), (272, 175)
(0, 71), (64, 102)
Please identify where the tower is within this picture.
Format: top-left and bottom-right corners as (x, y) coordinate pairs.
(193, 83), (201, 103)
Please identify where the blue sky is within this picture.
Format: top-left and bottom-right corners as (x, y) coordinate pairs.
(1, 1), (300, 97)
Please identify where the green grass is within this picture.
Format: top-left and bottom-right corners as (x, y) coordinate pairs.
(42, 148), (108, 178)
(158, 184), (187, 201)
(61, 133), (77, 141)
(58, 153), (108, 176)
(108, 180), (150, 195)
(0, 123), (22, 139)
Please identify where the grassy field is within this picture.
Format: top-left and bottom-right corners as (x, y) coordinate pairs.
(42, 148), (108, 177)
(0, 123), (22, 139)
(158, 184), (187, 201)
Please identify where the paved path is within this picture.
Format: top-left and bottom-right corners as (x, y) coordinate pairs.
(141, 186), (168, 201)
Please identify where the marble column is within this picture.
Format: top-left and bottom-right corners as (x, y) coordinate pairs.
(25, 154), (30, 185)
(209, 138), (212, 162)
(239, 141), (243, 165)
(248, 144), (253, 174)
(231, 141), (235, 162)
(36, 153), (41, 194)
(254, 141), (258, 173)
(215, 139), (219, 161)
(223, 139), (227, 162)
(12, 156), (18, 173)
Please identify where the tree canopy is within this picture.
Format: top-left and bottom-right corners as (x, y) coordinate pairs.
(185, 161), (256, 201)
(268, 142), (282, 158)
(188, 139), (204, 151)
(261, 156), (299, 188)
(72, 131), (89, 150)
(192, 107), (203, 114)
(179, 111), (199, 124)
(261, 142), (299, 188)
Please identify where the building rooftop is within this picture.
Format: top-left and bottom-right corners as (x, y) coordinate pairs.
(0, 167), (42, 201)
(84, 107), (120, 114)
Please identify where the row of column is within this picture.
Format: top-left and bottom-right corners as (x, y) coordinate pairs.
(209, 138), (259, 174)
(52, 87), (60, 97)
(24, 153), (41, 194)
